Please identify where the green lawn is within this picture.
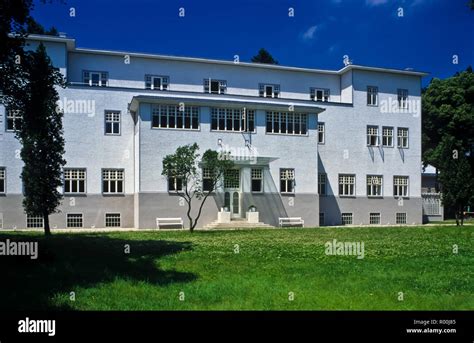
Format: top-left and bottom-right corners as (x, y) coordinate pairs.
(0, 225), (473, 310)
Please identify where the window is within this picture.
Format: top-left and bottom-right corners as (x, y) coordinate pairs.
(105, 111), (120, 135)
(367, 175), (383, 197)
(67, 213), (83, 228)
(367, 126), (379, 146)
(394, 176), (409, 197)
(310, 88), (330, 102)
(168, 173), (184, 192)
(397, 128), (409, 148)
(280, 169), (295, 194)
(397, 89), (408, 109)
(204, 79), (226, 94)
(202, 168), (214, 192)
(318, 123), (325, 144)
(396, 212), (407, 224)
(369, 213), (381, 224)
(338, 174), (355, 196)
(341, 213), (353, 225)
(211, 108), (255, 132)
(64, 169), (86, 194)
(319, 213), (325, 226)
(105, 213), (121, 227)
(26, 215), (44, 228)
(382, 127), (394, 147)
(83, 71), (107, 87)
(251, 168), (263, 192)
(224, 169), (240, 188)
(318, 173), (327, 195)
(102, 169), (124, 194)
(152, 105), (199, 130)
(266, 112), (307, 135)
(6, 110), (21, 131)
(0, 213), (3, 229)
(259, 83), (280, 98)
(367, 86), (378, 106)
(145, 75), (169, 90)
(0, 168), (5, 194)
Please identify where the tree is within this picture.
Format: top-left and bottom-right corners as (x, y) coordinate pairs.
(437, 137), (473, 225)
(251, 48), (278, 65)
(162, 143), (234, 232)
(422, 67), (474, 222)
(2, 43), (66, 235)
(25, 17), (59, 36)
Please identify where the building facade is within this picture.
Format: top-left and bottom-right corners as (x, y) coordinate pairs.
(0, 34), (427, 229)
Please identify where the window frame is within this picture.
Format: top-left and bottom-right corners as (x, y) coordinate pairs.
(367, 86), (378, 106)
(369, 213), (381, 225)
(393, 175), (409, 198)
(204, 78), (227, 94)
(104, 110), (121, 136)
(397, 127), (409, 149)
(396, 212), (407, 224)
(366, 125), (379, 147)
(318, 122), (325, 144)
(310, 88), (330, 102)
(259, 83), (280, 98)
(64, 168), (87, 195)
(266, 111), (308, 136)
(145, 74), (169, 91)
(341, 213), (353, 225)
(0, 167), (6, 194)
(83, 70), (108, 87)
(210, 108), (255, 132)
(280, 168), (295, 194)
(102, 169), (125, 195)
(66, 213), (84, 228)
(367, 175), (383, 197)
(318, 173), (327, 196)
(382, 126), (394, 147)
(168, 173), (185, 193)
(151, 105), (200, 130)
(397, 89), (409, 109)
(338, 174), (356, 197)
(105, 213), (121, 228)
(26, 215), (44, 228)
(251, 168), (263, 193)
(6, 110), (21, 132)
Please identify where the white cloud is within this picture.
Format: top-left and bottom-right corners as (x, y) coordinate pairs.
(302, 25), (319, 40)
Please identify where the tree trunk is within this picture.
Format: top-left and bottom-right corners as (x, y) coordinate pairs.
(455, 210), (460, 226)
(44, 213), (51, 236)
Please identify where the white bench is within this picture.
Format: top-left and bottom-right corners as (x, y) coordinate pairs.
(156, 217), (184, 229)
(279, 217), (304, 227)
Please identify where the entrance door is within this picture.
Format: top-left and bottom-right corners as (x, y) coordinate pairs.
(224, 169), (241, 218)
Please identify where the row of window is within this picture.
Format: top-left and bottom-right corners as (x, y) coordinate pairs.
(0, 167), (410, 197)
(82, 71), (410, 107)
(318, 174), (409, 197)
(20, 213), (121, 228)
(367, 126), (409, 148)
(319, 212), (407, 226)
(367, 87), (409, 108)
(2, 211), (409, 229)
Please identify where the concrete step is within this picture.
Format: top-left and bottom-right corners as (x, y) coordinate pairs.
(203, 220), (275, 229)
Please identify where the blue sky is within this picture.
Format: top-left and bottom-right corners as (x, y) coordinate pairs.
(31, 0), (473, 86)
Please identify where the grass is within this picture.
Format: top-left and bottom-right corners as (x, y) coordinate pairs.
(0, 224), (473, 310)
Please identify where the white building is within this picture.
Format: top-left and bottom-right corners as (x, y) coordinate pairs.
(0, 34), (428, 229)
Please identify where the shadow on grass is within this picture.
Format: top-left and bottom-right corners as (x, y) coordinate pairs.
(0, 233), (195, 310)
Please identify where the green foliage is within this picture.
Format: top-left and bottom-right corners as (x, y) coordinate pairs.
(251, 48), (278, 65)
(422, 67), (474, 222)
(2, 43), (66, 235)
(162, 144), (234, 231)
